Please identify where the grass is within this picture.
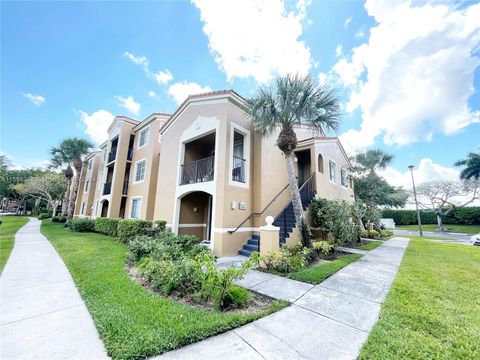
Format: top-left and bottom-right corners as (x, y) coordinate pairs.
(360, 238), (480, 359)
(288, 253), (362, 284)
(40, 221), (288, 360)
(395, 224), (480, 235)
(357, 240), (384, 251)
(0, 215), (29, 273)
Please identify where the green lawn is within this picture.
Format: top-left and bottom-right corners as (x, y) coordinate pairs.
(0, 216), (29, 273)
(288, 253), (362, 284)
(357, 240), (383, 251)
(40, 221), (287, 360)
(360, 238), (480, 359)
(395, 224), (480, 235)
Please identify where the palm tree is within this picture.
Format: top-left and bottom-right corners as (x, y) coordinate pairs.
(50, 138), (93, 218)
(49, 152), (74, 217)
(246, 74), (341, 246)
(352, 149), (393, 177)
(455, 151), (480, 180)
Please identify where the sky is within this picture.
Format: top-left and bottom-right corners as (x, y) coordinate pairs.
(1, 0), (479, 190)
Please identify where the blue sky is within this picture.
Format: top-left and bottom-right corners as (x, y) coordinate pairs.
(1, 0), (479, 188)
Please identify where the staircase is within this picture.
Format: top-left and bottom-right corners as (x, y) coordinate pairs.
(238, 234), (260, 257)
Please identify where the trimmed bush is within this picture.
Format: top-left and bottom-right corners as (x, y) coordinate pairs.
(51, 216), (67, 223)
(38, 212), (52, 220)
(95, 218), (120, 237)
(382, 207), (480, 226)
(154, 220), (167, 231)
(117, 219), (153, 244)
(68, 218), (95, 232)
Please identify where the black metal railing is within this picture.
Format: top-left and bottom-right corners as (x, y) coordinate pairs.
(299, 173), (315, 206)
(122, 181), (129, 195)
(232, 156), (246, 183)
(127, 148), (133, 161)
(108, 150), (116, 163)
(180, 156), (215, 185)
(103, 182), (112, 195)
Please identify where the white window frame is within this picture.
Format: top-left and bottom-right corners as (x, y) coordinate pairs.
(340, 168), (347, 187)
(228, 122), (250, 188)
(129, 196), (142, 219)
(329, 160), (337, 183)
(137, 126), (150, 149)
(133, 158), (147, 184)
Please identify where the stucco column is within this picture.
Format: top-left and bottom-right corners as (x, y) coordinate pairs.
(260, 216), (280, 264)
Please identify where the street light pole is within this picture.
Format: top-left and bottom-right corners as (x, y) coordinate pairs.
(408, 165), (423, 236)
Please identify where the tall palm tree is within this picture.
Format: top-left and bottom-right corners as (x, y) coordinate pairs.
(352, 149), (393, 177)
(50, 138), (93, 218)
(246, 74), (341, 246)
(455, 151), (480, 180)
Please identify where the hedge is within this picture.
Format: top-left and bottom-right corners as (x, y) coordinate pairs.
(382, 207), (480, 226)
(95, 218), (121, 237)
(117, 219), (153, 244)
(68, 218), (95, 232)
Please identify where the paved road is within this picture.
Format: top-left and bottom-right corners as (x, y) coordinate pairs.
(392, 229), (473, 245)
(0, 218), (109, 360)
(154, 237), (410, 360)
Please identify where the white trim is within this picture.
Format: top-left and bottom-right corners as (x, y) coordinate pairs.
(133, 158), (147, 184)
(178, 223), (207, 228)
(129, 196), (142, 219)
(137, 125), (151, 150)
(214, 227), (259, 233)
(228, 122), (250, 188)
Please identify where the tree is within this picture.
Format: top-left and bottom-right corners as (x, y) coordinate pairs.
(22, 174), (67, 217)
(415, 179), (479, 230)
(0, 167), (47, 212)
(352, 149), (393, 176)
(49, 151), (74, 216)
(245, 74), (341, 246)
(50, 137), (93, 218)
(455, 151), (480, 180)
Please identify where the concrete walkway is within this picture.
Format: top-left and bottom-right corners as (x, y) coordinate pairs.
(155, 237), (409, 360)
(0, 218), (109, 360)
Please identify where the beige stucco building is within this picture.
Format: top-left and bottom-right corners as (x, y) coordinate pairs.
(74, 90), (354, 257)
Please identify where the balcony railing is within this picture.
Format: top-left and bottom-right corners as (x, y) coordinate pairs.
(122, 181), (129, 195)
(232, 156), (246, 183)
(127, 148), (133, 161)
(103, 182), (112, 195)
(108, 150), (116, 163)
(180, 156), (215, 185)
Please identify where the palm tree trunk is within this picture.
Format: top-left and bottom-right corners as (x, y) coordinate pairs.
(61, 178), (71, 217)
(284, 152), (304, 226)
(67, 159), (82, 218)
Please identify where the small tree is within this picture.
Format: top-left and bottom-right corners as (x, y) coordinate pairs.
(22, 174), (67, 217)
(415, 179), (479, 230)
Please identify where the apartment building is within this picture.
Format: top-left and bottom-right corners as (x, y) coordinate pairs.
(75, 90), (354, 257)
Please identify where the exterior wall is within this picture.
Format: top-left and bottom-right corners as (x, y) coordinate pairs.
(73, 152), (101, 218)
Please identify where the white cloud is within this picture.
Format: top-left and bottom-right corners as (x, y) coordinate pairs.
(192, 0), (313, 83)
(77, 109), (115, 145)
(22, 92), (45, 106)
(167, 82), (212, 104)
(148, 91), (160, 100)
(124, 51), (149, 67)
(334, 0), (480, 151)
(154, 70), (173, 85)
(344, 16), (352, 29)
(115, 96), (141, 116)
(354, 29), (366, 39)
(335, 44), (343, 57)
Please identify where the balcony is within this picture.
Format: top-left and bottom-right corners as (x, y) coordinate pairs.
(127, 148), (133, 161)
(108, 150), (116, 163)
(103, 182), (112, 195)
(122, 181), (129, 195)
(232, 156), (246, 183)
(180, 156), (215, 185)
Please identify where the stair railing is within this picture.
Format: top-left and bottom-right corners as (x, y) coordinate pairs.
(228, 183), (290, 235)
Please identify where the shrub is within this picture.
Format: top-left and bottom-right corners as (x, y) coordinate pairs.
(128, 235), (163, 262)
(154, 220), (167, 231)
(51, 216), (67, 223)
(312, 240), (334, 256)
(361, 229), (369, 238)
(117, 219), (153, 244)
(369, 229), (380, 239)
(225, 285), (250, 308)
(68, 218), (95, 232)
(260, 245), (311, 274)
(95, 218), (120, 237)
(38, 212), (51, 220)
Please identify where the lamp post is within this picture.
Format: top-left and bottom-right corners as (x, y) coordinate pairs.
(408, 165), (423, 236)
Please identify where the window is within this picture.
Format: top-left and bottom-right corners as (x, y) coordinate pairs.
(81, 202), (85, 215)
(135, 160), (146, 182)
(130, 198), (141, 219)
(229, 123), (250, 187)
(88, 160), (92, 170)
(139, 127), (150, 148)
(329, 160), (336, 182)
(84, 179), (89, 193)
(318, 154), (324, 173)
(232, 131), (245, 183)
(341, 168), (347, 187)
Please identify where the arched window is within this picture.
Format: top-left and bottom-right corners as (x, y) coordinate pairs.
(318, 154), (324, 173)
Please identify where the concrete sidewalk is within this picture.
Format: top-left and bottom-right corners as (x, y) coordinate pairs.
(0, 217), (109, 360)
(155, 237), (410, 360)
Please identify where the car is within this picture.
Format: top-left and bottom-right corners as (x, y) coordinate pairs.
(470, 234), (480, 246)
